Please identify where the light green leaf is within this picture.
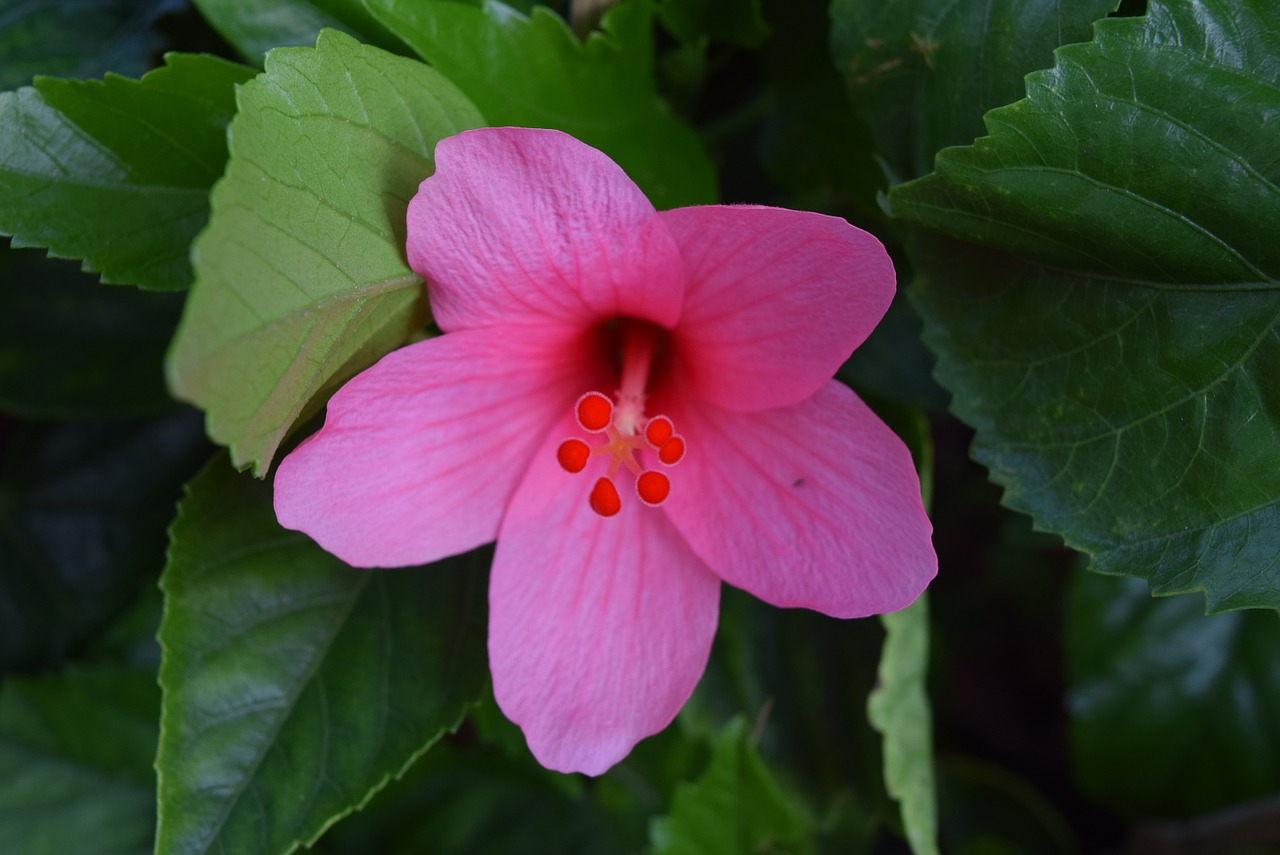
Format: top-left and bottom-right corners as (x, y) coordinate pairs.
(649, 717), (813, 855)
(1068, 572), (1280, 816)
(868, 595), (938, 855)
(0, 0), (177, 90)
(190, 0), (401, 60)
(367, 0), (716, 209)
(893, 0), (1280, 610)
(166, 29), (484, 475)
(0, 53), (254, 291)
(156, 455), (488, 855)
(0, 411), (210, 672)
(0, 666), (159, 855)
(830, 0), (1118, 182)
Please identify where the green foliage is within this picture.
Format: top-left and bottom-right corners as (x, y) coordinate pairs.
(0, 411), (209, 671)
(893, 0), (1280, 610)
(649, 718), (812, 855)
(1068, 572), (1280, 815)
(367, 0), (716, 208)
(190, 0), (402, 60)
(156, 456), (489, 855)
(868, 595), (938, 855)
(0, 665), (159, 855)
(0, 53), (253, 290)
(0, 242), (182, 417)
(831, 0), (1119, 182)
(0, 0), (177, 89)
(656, 0), (769, 47)
(166, 29), (483, 475)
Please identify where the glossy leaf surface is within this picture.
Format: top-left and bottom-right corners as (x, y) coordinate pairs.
(893, 0), (1280, 610)
(0, 53), (253, 290)
(156, 456), (488, 855)
(367, 0), (716, 208)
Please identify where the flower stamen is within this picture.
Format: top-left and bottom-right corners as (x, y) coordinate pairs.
(555, 324), (686, 516)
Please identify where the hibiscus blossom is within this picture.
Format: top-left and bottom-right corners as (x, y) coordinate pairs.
(274, 127), (936, 775)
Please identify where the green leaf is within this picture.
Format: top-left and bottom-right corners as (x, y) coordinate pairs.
(687, 588), (889, 849)
(166, 29), (483, 475)
(190, 0), (402, 61)
(1067, 572), (1280, 816)
(830, 0), (1118, 182)
(0, 665), (159, 855)
(0, 53), (254, 291)
(868, 595), (938, 855)
(0, 241), (183, 418)
(656, 0), (769, 47)
(893, 0), (1280, 610)
(0, 0), (177, 90)
(0, 411), (210, 671)
(367, 0), (716, 209)
(156, 455), (488, 855)
(649, 718), (813, 855)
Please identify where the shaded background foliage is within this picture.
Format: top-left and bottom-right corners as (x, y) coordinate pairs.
(1, 0), (1278, 853)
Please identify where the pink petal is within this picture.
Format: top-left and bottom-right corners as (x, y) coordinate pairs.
(659, 205), (895, 412)
(408, 128), (686, 333)
(489, 424), (720, 776)
(274, 326), (597, 567)
(662, 380), (935, 618)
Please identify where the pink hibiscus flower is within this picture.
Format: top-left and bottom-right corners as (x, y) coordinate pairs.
(274, 127), (936, 775)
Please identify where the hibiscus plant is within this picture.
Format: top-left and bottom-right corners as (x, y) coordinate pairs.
(1, 0), (1277, 853)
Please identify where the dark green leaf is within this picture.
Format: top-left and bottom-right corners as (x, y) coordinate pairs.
(686, 588), (888, 850)
(0, 241), (182, 418)
(190, 0), (402, 60)
(1068, 572), (1280, 815)
(868, 595), (938, 855)
(156, 455), (488, 855)
(649, 717), (813, 855)
(0, 665), (159, 855)
(894, 0), (1280, 610)
(656, 0), (769, 47)
(367, 0), (717, 208)
(0, 0), (177, 90)
(0, 53), (254, 291)
(167, 29), (482, 475)
(830, 0), (1118, 182)
(0, 410), (210, 671)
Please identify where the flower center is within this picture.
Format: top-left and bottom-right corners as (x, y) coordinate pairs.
(555, 322), (686, 518)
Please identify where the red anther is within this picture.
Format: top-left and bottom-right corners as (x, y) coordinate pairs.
(589, 477), (622, 517)
(658, 436), (686, 466)
(556, 438), (590, 473)
(645, 415), (674, 447)
(636, 470), (670, 506)
(576, 392), (613, 433)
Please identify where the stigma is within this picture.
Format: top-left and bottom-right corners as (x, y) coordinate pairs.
(554, 323), (685, 518)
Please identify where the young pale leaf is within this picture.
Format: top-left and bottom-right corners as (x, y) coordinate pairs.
(0, 53), (253, 291)
(649, 718), (813, 855)
(0, 411), (209, 672)
(0, 666), (159, 855)
(156, 456), (488, 855)
(868, 595), (938, 855)
(831, 0), (1119, 182)
(1068, 573), (1280, 815)
(0, 0), (178, 90)
(190, 0), (402, 61)
(366, 0), (716, 209)
(166, 29), (484, 475)
(894, 0), (1280, 611)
